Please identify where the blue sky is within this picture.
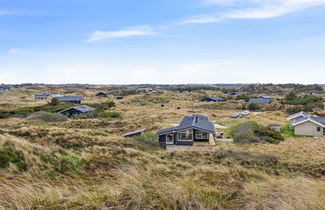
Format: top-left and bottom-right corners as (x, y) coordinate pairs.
(1, 0), (325, 84)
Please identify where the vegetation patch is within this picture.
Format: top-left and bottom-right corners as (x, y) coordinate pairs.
(282, 92), (324, 113)
(0, 103), (72, 119)
(0, 143), (27, 171)
(27, 111), (68, 122)
(39, 150), (83, 178)
(231, 121), (284, 144)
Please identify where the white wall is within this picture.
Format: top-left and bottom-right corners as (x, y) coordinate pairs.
(294, 121), (323, 137)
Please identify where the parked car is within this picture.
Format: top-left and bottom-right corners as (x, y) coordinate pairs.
(242, 110), (250, 115)
(231, 113), (241, 118)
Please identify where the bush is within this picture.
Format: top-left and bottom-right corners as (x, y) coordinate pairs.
(27, 111), (68, 122)
(247, 102), (260, 110)
(281, 124), (295, 137)
(86, 101), (116, 112)
(125, 132), (159, 151)
(0, 103), (72, 119)
(282, 92), (323, 112)
(96, 111), (121, 119)
(231, 121), (284, 144)
(0, 144), (27, 171)
(49, 97), (60, 106)
(40, 151), (83, 177)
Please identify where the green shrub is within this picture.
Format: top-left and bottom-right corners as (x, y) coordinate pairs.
(281, 124), (295, 137)
(86, 101), (116, 112)
(40, 151), (83, 177)
(0, 144), (27, 171)
(49, 97), (60, 106)
(27, 111), (68, 122)
(231, 121), (260, 143)
(247, 102), (260, 110)
(282, 92), (323, 111)
(125, 132), (159, 151)
(0, 103), (72, 119)
(231, 121), (284, 144)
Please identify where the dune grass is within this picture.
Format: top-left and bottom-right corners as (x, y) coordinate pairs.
(0, 87), (324, 209)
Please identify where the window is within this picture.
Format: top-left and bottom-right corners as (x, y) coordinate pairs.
(317, 127), (321, 132)
(166, 134), (174, 144)
(195, 131), (208, 139)
(178, 130), (193, 141)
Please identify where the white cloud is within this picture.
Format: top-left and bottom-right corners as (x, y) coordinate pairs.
(88, 26), (154, 42)
(225, 0), (325, 19)
(183, 0), (325, 24)
(8, 48), (24, 55)
(182, 15), (222, 24)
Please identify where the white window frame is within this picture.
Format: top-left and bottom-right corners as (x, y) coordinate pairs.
(166, 134), (174, 145)
(195, 130), (208, 139)
(178, 129), (193, 141)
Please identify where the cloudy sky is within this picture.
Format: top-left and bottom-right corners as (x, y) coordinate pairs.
(1, 0), (325, 84)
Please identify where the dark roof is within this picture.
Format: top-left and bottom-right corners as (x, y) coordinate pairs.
(227, 91), (240, 95)
(35, 95), (48, 99)
(313, 116), (325, 125)
(203, 96), (224, 101)
(96, 92), (107, 96)
(248, 98), (272, 104)
(292, 115), (325, 127)
(59, 105), (95, 113)
(36, 92), (51, 96)
(58, 96), (84, 102)
(156, 114), (216, 135)
(122, 129), (145, 137)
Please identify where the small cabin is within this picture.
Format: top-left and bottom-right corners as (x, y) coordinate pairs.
(116, 96), (124, 100)
(57, 96), (84, 104)
(122, 129), (145, 138)
(202, 96), (225, 102)
(58, 105), (95, 118)
(35, 95), (48, 101)
(0, 86), (11, 92)
(248, 98), (272, 104)
(156, 114), (216, 149)
(96, 92), (107, 98)
(227, 91), (240, 96)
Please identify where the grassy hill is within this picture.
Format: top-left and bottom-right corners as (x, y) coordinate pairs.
(0, 85), (324, 209)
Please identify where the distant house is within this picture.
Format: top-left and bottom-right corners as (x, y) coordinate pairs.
(290, 114), (325, 137)
(227, 91), (240, 96)
(50, 94), (64, 98)
(138, 87), (153, 92)
(96, 92), (107, 98)
(0, 86), (11, 92)
(35, 95), (48, 101)
(57, 96), (84, 104)
(59, 105), (95, 118)
(150, 92), (159, 96)
(287, 111), (309, 122)
(262, 96), (273, 99)
(116, 96), (124, 100)
(156, 114), (216, 149)
(122, 129), (145, 138)
(248, 98), (272, 104)
(35, 92), (51, 101)
(268, 124), (281, 132)
(202, 96), (225, 102)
